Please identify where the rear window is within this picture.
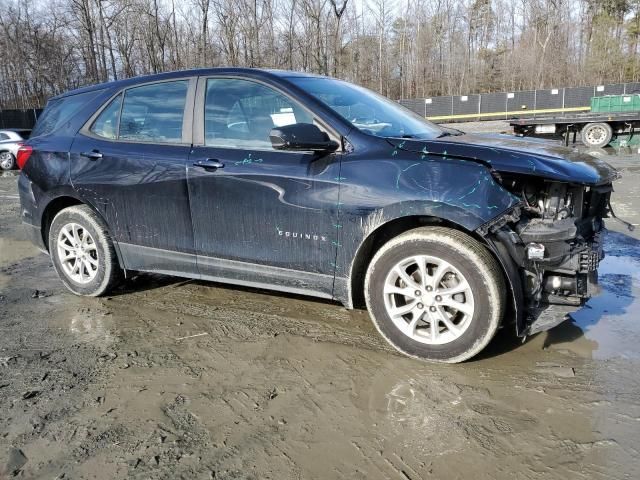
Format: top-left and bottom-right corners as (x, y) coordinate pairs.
(32, 90), (102, 137)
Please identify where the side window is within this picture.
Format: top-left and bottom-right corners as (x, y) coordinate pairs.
(204, 78), (313, 149)
(0, 133), (8, 140)
(90, 94), (122, 140)
(119, 81), (188, 143)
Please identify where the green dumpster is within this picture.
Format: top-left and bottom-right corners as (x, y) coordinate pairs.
(591, 94), (640, 113)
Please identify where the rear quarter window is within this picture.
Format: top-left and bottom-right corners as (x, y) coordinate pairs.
(32, 90), (102, 138)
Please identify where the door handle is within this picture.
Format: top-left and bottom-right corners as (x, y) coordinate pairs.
(193, 159), (225, 171)
(80, 150), (103, 160)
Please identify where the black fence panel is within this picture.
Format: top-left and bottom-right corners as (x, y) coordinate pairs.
(452, 94), (480, 118)
(559, 86), (593, 108)
(535, 89), (563, 110)
(398, 98), (424, 115)
(480, 92), (507, 118)
(507, 90), (536, 117)
(626, 82), (640, 93)
(0, 109), (41, 129)
(600, 83), (625, 96)
(425, 96), (453, 118)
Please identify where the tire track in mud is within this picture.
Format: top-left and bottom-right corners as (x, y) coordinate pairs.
(118, 283), (394, 354)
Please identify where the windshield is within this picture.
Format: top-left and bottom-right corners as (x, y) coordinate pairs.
(289, 77), (444, 139)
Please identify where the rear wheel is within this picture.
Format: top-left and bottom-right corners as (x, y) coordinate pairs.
(48, 205), (122, 296)
(0, 152), (15, 170)
(581, 122), (613, 148)
(365, 227), (505, 363)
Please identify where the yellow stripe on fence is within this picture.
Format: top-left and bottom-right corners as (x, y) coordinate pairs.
(427, 106), (591, 122)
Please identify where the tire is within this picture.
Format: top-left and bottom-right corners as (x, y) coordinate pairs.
(48, 205), (122, 296)
(0, 151), (15, 171)
(581, 122), (613, 148)
(364, 227), (505, 363)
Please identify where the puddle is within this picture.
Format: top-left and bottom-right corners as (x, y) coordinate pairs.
(546, 231), (640, 360)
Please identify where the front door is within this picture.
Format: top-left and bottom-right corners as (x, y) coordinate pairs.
(187, 77), (341, 297)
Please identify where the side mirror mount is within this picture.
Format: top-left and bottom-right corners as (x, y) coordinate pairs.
(269, 123), (339, 153)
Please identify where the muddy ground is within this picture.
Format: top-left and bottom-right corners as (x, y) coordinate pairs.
(1, 130), (640, 479)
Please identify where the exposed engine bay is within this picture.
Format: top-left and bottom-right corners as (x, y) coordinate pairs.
(481, 174), (613, 335)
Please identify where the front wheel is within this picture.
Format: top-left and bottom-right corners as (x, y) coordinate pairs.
(365, 227), (505, 363)
(48, 205), (122, 296)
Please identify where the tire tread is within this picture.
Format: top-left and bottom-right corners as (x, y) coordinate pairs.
(48, 205), (122, 296)
(364, 226), (506, 363)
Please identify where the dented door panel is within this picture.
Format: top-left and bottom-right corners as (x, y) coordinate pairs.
(69, 134), (196, 273)
(187, 147), (341, 295)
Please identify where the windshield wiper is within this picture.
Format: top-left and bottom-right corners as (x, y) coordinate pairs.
(436, 128), (464, 138)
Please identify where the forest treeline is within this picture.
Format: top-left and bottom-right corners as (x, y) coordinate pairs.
(1, 0), (640, 108)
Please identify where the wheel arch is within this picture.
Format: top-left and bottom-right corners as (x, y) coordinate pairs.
(347, 215), (518, 330)
(40, 195), (126, 271)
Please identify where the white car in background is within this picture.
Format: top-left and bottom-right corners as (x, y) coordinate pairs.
(0, 129), (31, 170)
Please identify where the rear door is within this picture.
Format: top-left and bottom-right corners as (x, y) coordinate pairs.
(70, 78), (198, 275)
(187, 76), (342, 297)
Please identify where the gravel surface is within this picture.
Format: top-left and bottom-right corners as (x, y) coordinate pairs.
(1, 136), (640, 478)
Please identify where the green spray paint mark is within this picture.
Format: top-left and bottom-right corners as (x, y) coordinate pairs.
(235, 153), (263, 166)
(395, 163), (422, 189)
(457, 179), (482, 200)
(391, 141), (406, 157)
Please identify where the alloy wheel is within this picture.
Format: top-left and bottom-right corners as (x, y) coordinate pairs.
(57, 223), (99, 284)
(0, 152), (14, 170)
(383, 255), (475, 345)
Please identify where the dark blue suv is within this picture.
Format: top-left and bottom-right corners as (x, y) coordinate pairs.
(18, 68), (618, 362)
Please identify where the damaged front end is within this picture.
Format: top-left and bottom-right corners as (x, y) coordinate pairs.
(480, 175), (615, 336)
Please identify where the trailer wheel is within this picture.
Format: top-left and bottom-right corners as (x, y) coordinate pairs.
(581, 122), (613, 148)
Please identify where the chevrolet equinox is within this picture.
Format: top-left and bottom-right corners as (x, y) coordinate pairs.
(18, 69), (618, 362)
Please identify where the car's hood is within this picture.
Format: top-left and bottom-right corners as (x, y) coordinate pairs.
(388, 133), (619, 185)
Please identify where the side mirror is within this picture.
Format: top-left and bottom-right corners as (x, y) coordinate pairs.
(269, 123), (339, 153)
